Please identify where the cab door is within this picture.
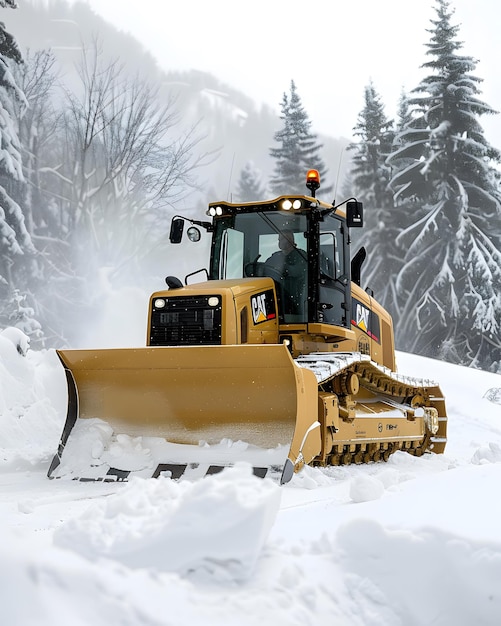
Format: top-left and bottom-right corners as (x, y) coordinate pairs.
(316, 214), (351, 329)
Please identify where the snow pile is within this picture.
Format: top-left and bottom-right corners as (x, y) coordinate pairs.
(472, 442), (501, 464)
(1, 326), (30, 356)
(0, 330), (65, 467)
(338, 518), (501, 624)
(349, 473), (385, 502)
(54, 463), (281, 581)
(51, 418), (154, 477)
(0, 328), (35, 410)
(52, 416), (289, 480)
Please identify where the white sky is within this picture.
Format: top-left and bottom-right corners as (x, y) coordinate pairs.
(81, 0), (501, 142)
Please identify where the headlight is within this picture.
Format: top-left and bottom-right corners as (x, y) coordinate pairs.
(281, 199), (302, 210)
(208, 206), (223, 217)
(154, 298), (166, 308)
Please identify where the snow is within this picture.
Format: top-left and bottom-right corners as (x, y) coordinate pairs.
(50, 418), (289, 481)
(54, 463), (280, 581)
(1, 330), (501, 625)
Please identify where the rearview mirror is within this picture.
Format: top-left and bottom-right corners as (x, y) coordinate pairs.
(169, 217), (184, 243)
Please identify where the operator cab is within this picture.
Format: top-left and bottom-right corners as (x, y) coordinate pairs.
(169, 170), (363, 330)
(207, 180), (354, 327)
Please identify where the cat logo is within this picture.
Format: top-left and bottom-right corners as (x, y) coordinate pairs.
(355, 303), (370, 332)
(251, 290), (276, 325)
(351, 297), (381, 343)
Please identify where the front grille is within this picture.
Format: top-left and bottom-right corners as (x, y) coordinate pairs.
(150, 295), (222, 346)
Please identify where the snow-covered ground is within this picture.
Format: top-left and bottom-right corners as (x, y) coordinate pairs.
(1, 328), (501, 626)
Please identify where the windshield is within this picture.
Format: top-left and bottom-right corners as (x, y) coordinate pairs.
(211, 212), (309, 323)
(210, 209), (349, 327)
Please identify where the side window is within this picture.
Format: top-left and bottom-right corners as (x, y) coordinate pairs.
(320, 219), (344, 279)
(318, 216), (348, 327)
(319, 232), (337, 278)
(219, 229), (244, 279)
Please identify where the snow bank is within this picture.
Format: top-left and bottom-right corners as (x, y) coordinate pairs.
(338, 518), (501, 625)
(54, 463), (281, 581)
(0, 330), (65, 468)
(51, 416), (289, 481)
(472, 442), (501, 464)
(349, 474), (385, 502)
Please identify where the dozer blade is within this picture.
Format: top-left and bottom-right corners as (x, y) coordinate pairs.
(48, 344), (320, 484)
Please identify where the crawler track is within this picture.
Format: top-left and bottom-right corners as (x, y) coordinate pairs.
(295, 352), (447, 467)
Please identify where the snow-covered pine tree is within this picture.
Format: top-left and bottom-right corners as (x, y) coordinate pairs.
(4, 288), (44, 349)
(394, 89), (414, 137)
(386, 0), (501, 371)
(350, 81), (395, 210)
(348, 82), (401, 308)
(9, 49), (83, 347)
(0, 2), (38, 328)
(0, 1), (31, 274)
(235, 161), (266, 202)
(269, 80), (330, 195)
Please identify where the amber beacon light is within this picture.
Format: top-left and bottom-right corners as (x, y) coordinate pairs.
(306, 169), (320, 196)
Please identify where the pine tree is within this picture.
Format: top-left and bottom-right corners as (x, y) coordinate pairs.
(4, 288), (44, 348)
(350, 81), (395, 208)
(269, 80), (330, 195)
(395, 89), (414, 135)
(9, 49), (82, 346)
(386, 0), (501, 371)
(235, 161), (266, 202)
(0, 2), (38, 333)
(348, 82), (400, 307)
(0, 1), (32, 284)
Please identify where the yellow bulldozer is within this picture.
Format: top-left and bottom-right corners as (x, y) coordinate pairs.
(48, 170), (447, 484)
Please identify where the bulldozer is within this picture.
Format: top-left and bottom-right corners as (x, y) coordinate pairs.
(48, 170), (447, 484)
